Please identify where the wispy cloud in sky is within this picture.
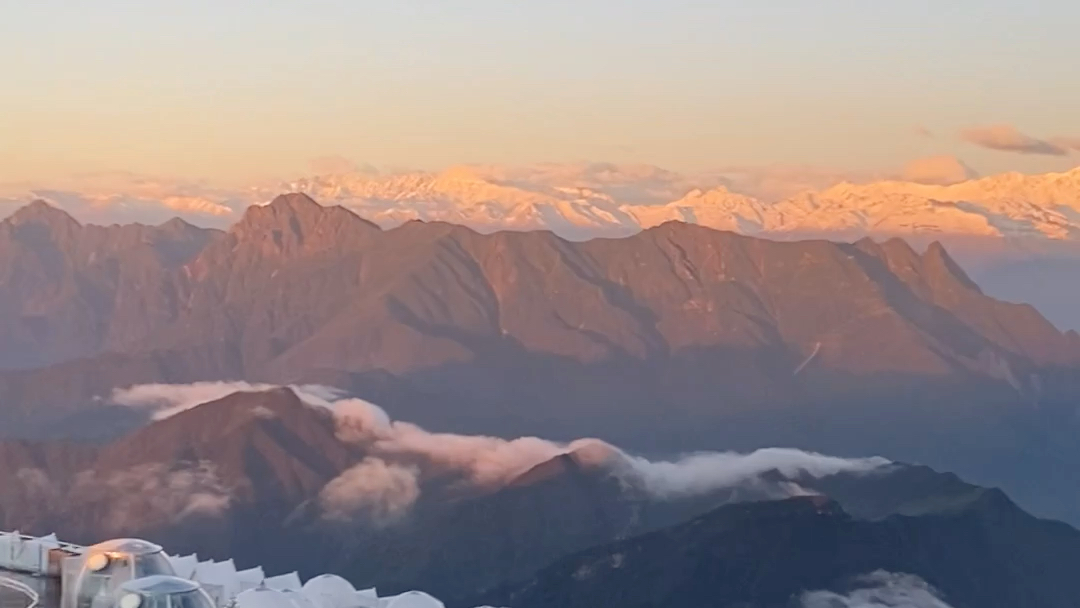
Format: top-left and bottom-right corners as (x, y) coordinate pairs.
(960, 125), (1071, 156)
(1050, 137), (1080, 153)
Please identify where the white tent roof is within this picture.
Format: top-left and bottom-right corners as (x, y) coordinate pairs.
(354, 588), (380, 608)
(381, 591), (445, 608)
(169, 554), (200, 580)
(236, 588), (298, 608)
(195, 560), (236, 581)
(264, 572), (303, 592)
(301, 575), (359, 608)
(194, 559), (240, 596)
(281, 590), (318, 608)
(236, 566), (267, 592)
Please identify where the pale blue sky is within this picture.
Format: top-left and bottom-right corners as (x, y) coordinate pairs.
(2, 0), (1078, 184)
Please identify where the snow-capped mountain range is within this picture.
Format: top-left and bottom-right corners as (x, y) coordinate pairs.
(281, 163), (1080, 240)
(6, 162), (1080, 241)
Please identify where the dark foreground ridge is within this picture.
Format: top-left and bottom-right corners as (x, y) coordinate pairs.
(462, 494), (1080, 608)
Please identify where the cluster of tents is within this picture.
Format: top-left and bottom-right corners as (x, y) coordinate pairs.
(1, 530), (501, 608)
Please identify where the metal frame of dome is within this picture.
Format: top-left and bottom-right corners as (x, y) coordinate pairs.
(115, 575), (215, 608)
(121, 576), (203, 595)
(87, 541), (164, 558)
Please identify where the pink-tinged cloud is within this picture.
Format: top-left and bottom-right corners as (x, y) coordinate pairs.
(901, 155), (979, 185)
(960, 125), (1069, 156)
(160, 196), (234, 216)
(1049, 137), (1080, 152)
(716, 164), (886, 201)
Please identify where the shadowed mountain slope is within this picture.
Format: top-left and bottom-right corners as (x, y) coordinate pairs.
(463, 493), (1080, 608)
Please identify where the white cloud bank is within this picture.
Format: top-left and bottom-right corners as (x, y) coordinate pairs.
(110, 381), (891, 521)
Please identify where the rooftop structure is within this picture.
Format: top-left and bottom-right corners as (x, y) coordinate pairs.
(0, 531), (499, 608)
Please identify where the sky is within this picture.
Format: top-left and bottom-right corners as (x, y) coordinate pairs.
(2, 0), (1079, 186)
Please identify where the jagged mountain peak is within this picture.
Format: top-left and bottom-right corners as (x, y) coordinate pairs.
(5, 200), (82, 230)
(223, 192), (380, 260)
(158, 216), (199, 231)
(100, 386), (333, 453)
(267, 192), (323, 211)
(923, 240), (982, 292)
(246, 193), (378, 230)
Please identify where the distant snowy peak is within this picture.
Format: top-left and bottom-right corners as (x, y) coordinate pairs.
(267, 164), (1080, 240)
(281, 167), (642, 237)
(621, 187), (773, 234)
(774, 168), (1080, 238)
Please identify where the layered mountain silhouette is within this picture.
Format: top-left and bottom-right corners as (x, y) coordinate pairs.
(13, 163), (1080, 331)
(4, 387), (1077, 604)
(3, 195), (1080, 524)
(2, 194), (1076, 411)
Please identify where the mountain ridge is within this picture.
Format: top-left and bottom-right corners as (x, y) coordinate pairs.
(3, 194), (1078, 418)
(461, 492), (1080, 608)
(4, 196), (1080, 527)
(9, 164), (1080, 242)
(276, 164), (1080, 240)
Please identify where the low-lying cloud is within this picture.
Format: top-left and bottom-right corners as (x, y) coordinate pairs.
(110, 381), (345, 420)
(801, 571), (955, 608)
(319, 459), (420, 525)
(616, 448), (888, 500)
(71, 462), (233, 532)
(901, 155), (979, 186)
(111, 382), (891, 522)
(14, 462), (232, 536)
(960, 124), (1071, 156)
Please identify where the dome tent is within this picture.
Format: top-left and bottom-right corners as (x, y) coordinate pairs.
(115, 575), (216, 608)
(61, 539), (175, 608)
(382, 591), (445, 608)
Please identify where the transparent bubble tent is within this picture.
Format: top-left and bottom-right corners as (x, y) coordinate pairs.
(61, 539), (175, 608)
(0, 531), (501, 608)
(115, 576), (216, 608)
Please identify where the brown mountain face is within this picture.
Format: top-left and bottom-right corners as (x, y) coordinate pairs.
(0, 201), (220, 370)
(0, 387), (364, 553)
(95, 387), (362, 507)
(2, 195), (1079, 450)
